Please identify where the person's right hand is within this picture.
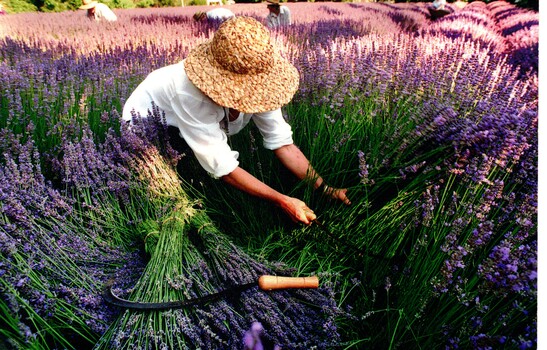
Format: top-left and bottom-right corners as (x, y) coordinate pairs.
(280, 196), (317, 225)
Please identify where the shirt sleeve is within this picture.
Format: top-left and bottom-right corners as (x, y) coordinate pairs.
(122, 62), (240, 178)
(266, 13), (275, 28)
(282, 7), (291, 25)
(252, 109), (294, 150)
(96, 4), (117, 21)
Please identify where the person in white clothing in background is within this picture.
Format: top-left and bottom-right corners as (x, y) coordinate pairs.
(122, 17), (349, 225)
(428, 0), (451, 20)
(265, 0), (291, 28)
(431, 0), (446, 9)
(193, 8), (235, 23)
(79, 0), (117, 22)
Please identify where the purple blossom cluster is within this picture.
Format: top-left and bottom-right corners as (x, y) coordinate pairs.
(278, 2), (536, 347)
(479, 238), (536, 294)
(357, 150), (373, 185)
(423, 1), (507, 52)
(488, 1), (538, 77)
(0, 132), (146, 347)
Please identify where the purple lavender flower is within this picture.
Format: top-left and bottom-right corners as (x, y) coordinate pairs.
(357, 150), (374, 185)
(243, 322), (265, 350)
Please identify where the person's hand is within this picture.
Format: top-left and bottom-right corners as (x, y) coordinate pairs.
(320, 184), (351, 205)
(328, 187), (351, 205)
(280, 196), (317, 225)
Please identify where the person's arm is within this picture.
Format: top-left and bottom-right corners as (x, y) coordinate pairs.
(94, 4), (117, 21)
(221, 167), (317, 225)
(273, 144), (351, 205)
(265, 13), (275, 28)
(284, 7), (291, 25)
(251, 110), (349, 205)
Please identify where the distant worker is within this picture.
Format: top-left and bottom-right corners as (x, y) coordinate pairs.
(432, 0), (447, 10)
(193, 8), (235, 23)
(79, 0), (117, 22)
(428, 0), (451, 20)
(265, 0), (291, 28)
(0, 3), (6, 14)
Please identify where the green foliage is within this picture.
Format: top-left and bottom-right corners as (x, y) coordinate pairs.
(53, 0), (71, 11)
(135, 0), (153, 7)
(153, 0), (176, 7)
(2, 0), (130, 12)
(107, 0), (135, 9)
(4, 0), (37, 12)
(186, 0), (206, 5)
(41, 0), (71, 12)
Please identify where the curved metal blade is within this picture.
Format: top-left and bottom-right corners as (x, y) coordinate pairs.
(103, 282), (256, 311)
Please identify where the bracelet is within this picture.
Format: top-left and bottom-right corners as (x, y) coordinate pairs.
(317, 182), (329, 194)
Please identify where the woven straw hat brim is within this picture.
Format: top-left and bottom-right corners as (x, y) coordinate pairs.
(185, 41), (299, 114)
(79, 1), (97, 9)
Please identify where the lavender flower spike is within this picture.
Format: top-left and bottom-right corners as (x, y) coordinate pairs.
(243, 322), (265, 350)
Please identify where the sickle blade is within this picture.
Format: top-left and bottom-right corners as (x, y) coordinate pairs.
(103, 282), (256, 311)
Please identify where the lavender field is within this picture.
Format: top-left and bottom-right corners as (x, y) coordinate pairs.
(0, 1), (538, 349)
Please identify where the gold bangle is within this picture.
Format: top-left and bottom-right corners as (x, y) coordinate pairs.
(317, 182), (329, 194)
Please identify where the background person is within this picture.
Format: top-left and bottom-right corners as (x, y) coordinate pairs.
(428, 0), (452, 20)
(431, 0), (447, 10)
(79, 0), (117, 22)
(122, 17), (349, 225)
(265, 0), (291, 28)
(193, 8), (235, 23)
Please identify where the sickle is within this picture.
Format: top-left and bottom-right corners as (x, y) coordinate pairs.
(103, 275), (319, 311)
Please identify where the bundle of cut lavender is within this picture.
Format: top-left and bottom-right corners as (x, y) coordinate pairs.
(90, 116), (342, 349)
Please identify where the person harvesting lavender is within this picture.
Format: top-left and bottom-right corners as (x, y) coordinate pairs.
(79, 0), (117, 22)
(428, 0), (451, 20)
(265, 0), (291, 28)
(193, 8), (235, 23)
(122, 17), (350, 225)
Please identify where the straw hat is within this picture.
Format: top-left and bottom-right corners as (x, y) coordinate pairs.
(185, 16), (299, 114)
(266, 0), (280, 5)
(79, 0), (98, 9)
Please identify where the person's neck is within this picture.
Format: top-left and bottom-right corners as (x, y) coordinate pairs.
(228, 108), (239, 121)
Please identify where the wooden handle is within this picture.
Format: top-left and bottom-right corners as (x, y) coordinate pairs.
(258, 275), (319, 291)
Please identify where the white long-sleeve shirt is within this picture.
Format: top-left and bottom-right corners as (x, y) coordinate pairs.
(122, 61), (294, 178)
(266, 6), (291, 28)
(206, 8), (235, 21)
(431, 0), (446, 9)
(90, 3), (117, 22)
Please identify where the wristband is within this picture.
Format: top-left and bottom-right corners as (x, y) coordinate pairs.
(317, 182), (329, 194)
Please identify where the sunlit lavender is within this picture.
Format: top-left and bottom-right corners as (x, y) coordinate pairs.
(0, 1), (537, 349)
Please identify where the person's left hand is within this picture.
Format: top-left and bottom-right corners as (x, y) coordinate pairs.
(324, 187), (351, 205)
